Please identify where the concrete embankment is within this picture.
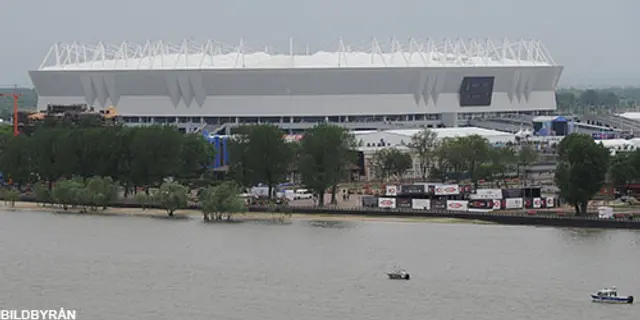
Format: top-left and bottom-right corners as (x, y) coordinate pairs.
(6, 195), (640, 229)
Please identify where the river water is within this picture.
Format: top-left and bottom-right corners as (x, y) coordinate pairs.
(0, 210), (638, 320)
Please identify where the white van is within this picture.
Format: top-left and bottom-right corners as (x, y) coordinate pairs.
(294, 189), (313, 200)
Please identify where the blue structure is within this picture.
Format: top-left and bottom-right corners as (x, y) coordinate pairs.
(532, 116), (574, 136)
(202, 130), (230, 169)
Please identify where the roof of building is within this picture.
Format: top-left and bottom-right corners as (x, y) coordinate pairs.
(617, 112), (640, 121)
(354, 127), (516, 150)
(384, 127), (516, 139)
(532, 116), (569, 122)
(38, 38), (556, 71)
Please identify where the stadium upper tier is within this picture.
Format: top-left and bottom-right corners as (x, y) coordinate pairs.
(38, 38), (556, 71)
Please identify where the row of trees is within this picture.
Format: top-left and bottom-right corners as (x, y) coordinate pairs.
(0, 122), (215, 192)
(28, 176), (246, 220)
(0, 121), (361, 208)
(228, 124), (357, 206)
(0, 121), (543, 207)
(370, 131), (540, 188)
(0, 118), (626, 216)
(556, 87), (640, 113)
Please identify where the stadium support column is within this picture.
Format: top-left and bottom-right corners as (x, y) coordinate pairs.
(441, 112), (458, 128)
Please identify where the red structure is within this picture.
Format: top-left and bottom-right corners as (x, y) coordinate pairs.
(0, 91), (22, 136)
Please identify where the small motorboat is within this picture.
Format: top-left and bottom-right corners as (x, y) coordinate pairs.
(591, 287), (634, 304)
(386, 268), (410, 280)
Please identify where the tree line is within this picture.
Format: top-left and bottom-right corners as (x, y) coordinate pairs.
(8, 176), (248, 221)
(0, 119), (630, 216)
(0, 122), (360, 209)
(370, 132), (540, 189)
(0, 122), (215, 192)
(556, 87), (640, 113)
(227, 124), (357, 207)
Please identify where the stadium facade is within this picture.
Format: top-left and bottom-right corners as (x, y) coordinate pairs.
(29, 38), (563, 133)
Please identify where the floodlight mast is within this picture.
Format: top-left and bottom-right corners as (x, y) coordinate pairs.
(0, 87), (22, 136)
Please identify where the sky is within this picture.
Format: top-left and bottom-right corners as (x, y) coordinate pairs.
(0, 0), (637, 87)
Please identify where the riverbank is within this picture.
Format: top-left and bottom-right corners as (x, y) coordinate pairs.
(0, 201), (494, 225)
(5, 196), (640, 229)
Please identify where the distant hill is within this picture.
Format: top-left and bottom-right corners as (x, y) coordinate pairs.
(0, 88), (37, 120)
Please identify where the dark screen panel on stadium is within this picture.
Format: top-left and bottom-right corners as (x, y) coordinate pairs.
(459, 76), (495, 107)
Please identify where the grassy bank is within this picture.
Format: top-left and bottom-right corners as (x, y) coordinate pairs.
(0, 201), (493, 225)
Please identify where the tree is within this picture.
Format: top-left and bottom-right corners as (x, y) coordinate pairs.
(579, 89), (599, 106)
(601, 92), (620, 110)
(176, 133), (216, 185)
(129, 126), (183, 188)
(0, 134), (33, 186)
(297, 124), (356, 206)
(199, 181), (245, 221)
(84, 176), (119, 211)
(227, 132), (252, 188)
(152, 181), (189, 216)
(517, 144), (539, 185)
(135, 193), (152, 211)
(609, 151), (640, 195)
(406, 128), (438, 180)
(34, 182), (52, 206)
(52, 178), (86, 211)
(3, 189), (19, 208)
(371, 148), (412, 181)
(234, 124), (291, 198)
(555, 91), (578, 111)
(455, 135), (490, 189)
(555, 134), (610, 215)
(482, 146), (517, 187)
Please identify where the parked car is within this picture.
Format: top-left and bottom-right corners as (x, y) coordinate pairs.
(294, 189), (313, 200)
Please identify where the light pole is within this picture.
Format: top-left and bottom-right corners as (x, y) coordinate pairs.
(0, 89), (22, 136)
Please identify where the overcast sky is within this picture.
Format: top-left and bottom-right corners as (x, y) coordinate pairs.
(0, 0), (637, 87)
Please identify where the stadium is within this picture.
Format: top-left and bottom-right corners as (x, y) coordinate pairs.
(29, 38), (563, 134)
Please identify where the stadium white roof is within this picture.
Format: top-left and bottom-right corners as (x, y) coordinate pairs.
(38, 38), (556, 71)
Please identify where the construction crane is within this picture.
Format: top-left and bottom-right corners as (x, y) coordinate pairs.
(0, 90), (22, 136)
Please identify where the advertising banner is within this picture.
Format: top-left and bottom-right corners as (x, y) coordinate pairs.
(400, 184), (426, 195)
(505, 198), (523, 209)
(378, 197), (396, 209)
(446, 200), (469, 211)
(434, 184), (460, 196)
(492, 199), (502, 210)
(468, 199), (492, 209)
(385, 185), (398, 196)
(411, 199), (431, 210)
(396, 197), (412, 209)
(469, 189), (503, 200)
(533, 197), (542, 209)
(546, 197), (555, 208)
(431, 199), (447, 210)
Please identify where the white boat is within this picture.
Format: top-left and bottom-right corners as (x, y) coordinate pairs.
(386, 267), (410, 280)
(591, 287), (634, 304)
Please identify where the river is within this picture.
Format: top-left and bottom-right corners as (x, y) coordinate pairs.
(0, 210), (638, 320)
